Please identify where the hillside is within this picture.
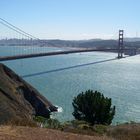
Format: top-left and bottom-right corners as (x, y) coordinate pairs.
(0, 126), (111, 140)
(0, 123), (140, 140)
(0, 63), (57, 124)
(0, 39), (140, 50)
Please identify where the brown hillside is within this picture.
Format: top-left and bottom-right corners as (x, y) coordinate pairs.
(0, 126), (111, 140)
(0, 63), (57, 124)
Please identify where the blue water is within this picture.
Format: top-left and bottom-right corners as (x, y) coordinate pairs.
(1, 46), (140, 124)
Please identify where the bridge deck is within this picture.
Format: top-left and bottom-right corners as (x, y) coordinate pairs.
(0, 48), (133, 61)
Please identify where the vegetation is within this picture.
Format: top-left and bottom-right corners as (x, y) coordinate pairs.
(33, 116), (47, 124)
(5, 118), (37, 127)
(42, 119), (107, 136)
(45, 118), (61, 129)
(107, 122), (140, 140)
(4, 117), (140, 140)
(72, 90), (115, 125)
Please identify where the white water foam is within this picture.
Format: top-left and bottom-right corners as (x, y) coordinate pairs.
(50, 106), (63, 119)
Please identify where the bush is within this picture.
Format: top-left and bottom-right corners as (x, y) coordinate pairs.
(33, 116), (47, 124)
(94, 125), (108, 134)
(71, 120), (90, 127)
(77, 124), (92, 130)
(45, 118), (61, 129)
(72, 90), (115, 125)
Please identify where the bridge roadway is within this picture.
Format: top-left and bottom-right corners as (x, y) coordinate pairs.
(0, 48), (133, 61)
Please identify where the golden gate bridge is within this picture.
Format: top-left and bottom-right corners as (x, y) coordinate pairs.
(0, 18), (137, 61)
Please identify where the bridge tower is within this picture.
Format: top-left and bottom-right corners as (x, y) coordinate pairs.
(118, 30), (124, 58)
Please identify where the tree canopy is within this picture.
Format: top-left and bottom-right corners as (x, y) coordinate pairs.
(72, 90), (115, 125)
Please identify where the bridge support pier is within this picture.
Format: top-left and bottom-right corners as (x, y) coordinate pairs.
(118, 30), (124, 59)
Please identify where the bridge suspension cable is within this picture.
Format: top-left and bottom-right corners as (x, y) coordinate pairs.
(0, 18), (50, 56)
(0, 18), (137, 60)
(0, 18), (39, 40)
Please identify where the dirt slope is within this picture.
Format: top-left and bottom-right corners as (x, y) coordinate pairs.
(0, 63), (57, 124)
(0, 126), (112, 140)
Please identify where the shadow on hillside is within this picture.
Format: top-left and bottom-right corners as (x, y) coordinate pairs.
(22, 58), (117, 78)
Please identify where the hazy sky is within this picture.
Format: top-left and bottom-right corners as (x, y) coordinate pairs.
(0, 0), (140, 40)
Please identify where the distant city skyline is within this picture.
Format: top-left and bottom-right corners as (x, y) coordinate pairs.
(0, 0), (140, 40)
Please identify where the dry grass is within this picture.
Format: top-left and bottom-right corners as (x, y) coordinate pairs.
(0, 126), (112, 140)
(107, 123), (140, 140)
(0, 123), (140, 140)
(4, 118), (37, 127)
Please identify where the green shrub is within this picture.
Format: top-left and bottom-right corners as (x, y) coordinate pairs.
(77, 124), (91, 130)
(33, 116), (47, 124)
(94, 125), (108, 134)
(71, 120), (89, 126)
(72, 90), (115, 125)
(45, 118), (61, 129)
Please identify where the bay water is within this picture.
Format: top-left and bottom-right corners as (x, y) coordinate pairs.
(1, 46), (140, 124)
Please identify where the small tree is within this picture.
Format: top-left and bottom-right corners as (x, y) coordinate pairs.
(72, 90), (115, 125)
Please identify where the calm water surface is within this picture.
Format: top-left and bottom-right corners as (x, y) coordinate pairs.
(1, 46), (140, 124)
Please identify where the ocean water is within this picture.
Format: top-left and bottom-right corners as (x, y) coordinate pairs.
(1, 46), (140, 124)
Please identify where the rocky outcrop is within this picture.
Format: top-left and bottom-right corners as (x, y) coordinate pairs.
(0, 63), (57, 124)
